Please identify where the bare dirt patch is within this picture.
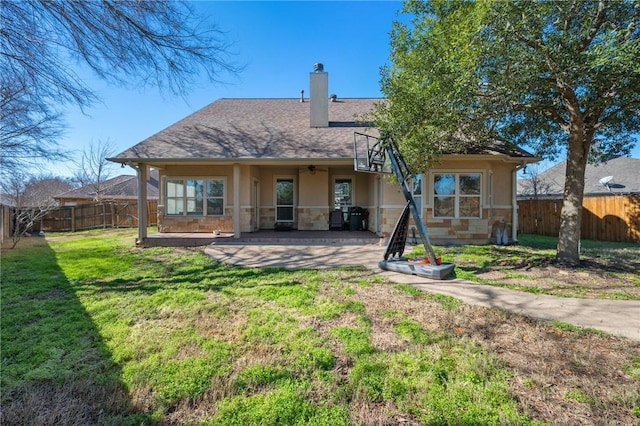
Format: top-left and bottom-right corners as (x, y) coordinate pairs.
(464, 254), (640, 299)
(354, 282), (640, 425)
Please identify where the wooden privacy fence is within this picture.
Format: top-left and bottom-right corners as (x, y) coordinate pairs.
(40, 201), (158, 232)
(518, 195), (640, 243)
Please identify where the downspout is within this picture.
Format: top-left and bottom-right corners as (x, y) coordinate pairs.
(134, 163), (148, 245)
(233, 164), (241, 238)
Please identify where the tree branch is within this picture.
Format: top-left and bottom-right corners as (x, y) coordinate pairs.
(594, 99), (640, 128)
(579, 0), (607, 50)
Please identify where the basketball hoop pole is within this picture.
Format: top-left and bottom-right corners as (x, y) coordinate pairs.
(380, 137), (439, 266)
(354, 132), (454, 279)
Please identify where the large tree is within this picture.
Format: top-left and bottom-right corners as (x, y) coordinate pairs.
(375, 0), (639, 265)
(0, 0), (239, 179)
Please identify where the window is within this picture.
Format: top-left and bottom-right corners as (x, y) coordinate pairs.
(433, 173), (481, 218)
(411, 174), (423, 218)
(276, 178), (294, 222)
(166, 178), (225, 216)
(334, 178), (353, 211)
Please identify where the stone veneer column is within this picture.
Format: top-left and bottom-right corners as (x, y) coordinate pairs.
(233, 164), (240, 238)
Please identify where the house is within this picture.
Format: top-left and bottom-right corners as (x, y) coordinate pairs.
(54, 170), (159, 206)
(518, 157), (640, 199)
(109, 64), (538, 246)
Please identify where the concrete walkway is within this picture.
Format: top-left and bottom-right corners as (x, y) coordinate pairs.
(204, 243), (640, 341)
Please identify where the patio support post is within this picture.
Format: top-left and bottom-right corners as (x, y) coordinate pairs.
(233, 163), (240, 238)
(137, 163), (148, 245)
(512, 167), (518, 243)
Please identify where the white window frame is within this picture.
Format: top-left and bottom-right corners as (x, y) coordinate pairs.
(431, 171), (483, 219)
(274, 175), (296, 223)
(165, 177), (226, 217)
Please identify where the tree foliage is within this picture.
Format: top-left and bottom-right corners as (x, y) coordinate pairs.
(0, 0), (239, 179)
(376, 0), (640, 265)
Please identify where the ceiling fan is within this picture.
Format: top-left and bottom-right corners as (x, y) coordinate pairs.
(299, 165), (328, 175)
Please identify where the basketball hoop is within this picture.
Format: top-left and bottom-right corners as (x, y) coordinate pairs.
(353, 132), (393, 174)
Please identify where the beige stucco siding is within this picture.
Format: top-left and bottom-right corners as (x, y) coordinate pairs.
(298, 169), (330, 230)
(153, 157), (521, 242)
(376, 157), (519, 244)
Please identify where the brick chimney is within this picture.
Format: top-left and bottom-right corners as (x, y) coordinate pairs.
(309, 63), (328, 128)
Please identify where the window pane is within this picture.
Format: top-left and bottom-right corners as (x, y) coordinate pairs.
(167, 198), (182, 215)
(413, 196), (422, 218)
(334, 178), (352, 209)
(460, 174), (481, 195)
(277, 179), (294, 205)
(434, 174), (455, 196)
(207, 180), (224, 197)
(460, 196), (481, 217)
(167, 180), (183, 197)
(277, 206), (294, 221)
(186, 180), (204, 198)
(412, 174), (422, 196)
(207, 198), (223, 215)
(434, 196), (455, 217)
(186, 198), (203, 215)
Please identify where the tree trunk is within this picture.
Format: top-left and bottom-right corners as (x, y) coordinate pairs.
(557, 130), (590, 266)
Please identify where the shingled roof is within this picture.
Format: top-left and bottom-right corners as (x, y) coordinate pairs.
(110, 98), (535, 164)
(518, 157), (640, 197)
(111, 98), (379, 163)
(55, 170), (159, 201)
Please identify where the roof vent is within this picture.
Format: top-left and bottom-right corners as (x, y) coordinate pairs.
(313, 63), (324, 72)
(300, 89), (304, 102)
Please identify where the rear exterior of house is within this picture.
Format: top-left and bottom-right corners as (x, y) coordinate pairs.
(110, 65), (537, 246)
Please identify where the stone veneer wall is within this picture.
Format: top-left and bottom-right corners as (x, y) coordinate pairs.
(261, 207), (276, 230)
(378, 207), (513, 245)
(157, 205), (234, 233)
(297, 207), (329, 231)
(240, 207), (253, 233)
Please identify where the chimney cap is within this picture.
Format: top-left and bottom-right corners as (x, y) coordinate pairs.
(313, 63), (324, 72)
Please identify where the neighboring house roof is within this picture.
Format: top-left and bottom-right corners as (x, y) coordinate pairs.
(55, 170), (159, 201)
(110, 98), (536, 164)
(518, 157), (640, 197)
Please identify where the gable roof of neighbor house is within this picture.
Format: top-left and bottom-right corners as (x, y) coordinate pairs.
(518, 156), (640, 197)
(54, 170), (159, 202)
(110, 98), (536, 165)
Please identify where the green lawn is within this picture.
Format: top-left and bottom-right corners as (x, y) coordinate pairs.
(2, 229), (638, 424)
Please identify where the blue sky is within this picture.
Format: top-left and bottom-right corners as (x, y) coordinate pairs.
(51, 0), (638, 178)
(53, 1), (403, 177)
